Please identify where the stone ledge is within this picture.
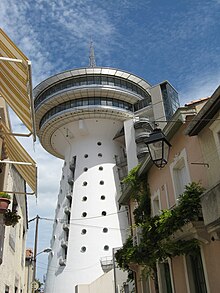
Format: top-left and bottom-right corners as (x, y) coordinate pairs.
(171, 221), (210, 244)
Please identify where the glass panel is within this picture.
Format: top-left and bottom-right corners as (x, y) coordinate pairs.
(101, 76), (108, 85)
(94, 98), (101, 105)
(88, 98), (94, 105)
(94, 76), (101, 84)
(106, 99), (113, 106)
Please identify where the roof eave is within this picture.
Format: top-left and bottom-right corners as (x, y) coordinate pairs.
(185, 86), (220, 136)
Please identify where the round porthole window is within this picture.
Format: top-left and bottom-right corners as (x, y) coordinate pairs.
(81, 246), (86, 252)
(81, 229), (87, 234)
(99, 166), (103, 171)
(98, 153), (102, 157)
(104, 245), (109, 251)
(84, 167), (88, 172)
(97, 142), (102, 146)
(100, 181), (104, 185)
(84, 154), (88, 158)
(82, 196), (87, 201)
(82, 212), (87, 217)
(100, 195), (105, 200)
(102, 211), (107, 216)
(103, 228), (108, 233)
(83, 181), (88, 186)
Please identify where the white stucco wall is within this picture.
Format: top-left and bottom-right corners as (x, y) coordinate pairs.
(45, 118), (129, 293)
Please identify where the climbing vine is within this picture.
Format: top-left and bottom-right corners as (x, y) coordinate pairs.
(116, 165), (205, 287)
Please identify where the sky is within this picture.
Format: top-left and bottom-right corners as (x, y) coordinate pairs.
(1, 0), (220, 283)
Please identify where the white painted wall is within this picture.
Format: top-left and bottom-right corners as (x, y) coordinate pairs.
(45, 118), (129, 293)
(124, 119), (138, 171)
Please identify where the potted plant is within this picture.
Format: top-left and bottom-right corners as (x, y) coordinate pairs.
(4, 210), (21, 227)
(0, 192), (11, 212)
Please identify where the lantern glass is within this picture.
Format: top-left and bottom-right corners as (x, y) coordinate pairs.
(145, 129), (171, 168)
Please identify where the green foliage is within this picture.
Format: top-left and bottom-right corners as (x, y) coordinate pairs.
(4, 210), (21, 227)
(115, 181), (204, 276)
(122, 165), (151, 224)
(0, 192), (11, 199)
(122, 164), (141, 191)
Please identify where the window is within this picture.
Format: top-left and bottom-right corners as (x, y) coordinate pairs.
(102, 211), (107, 216)
(84, 167), (88, 172)
(158, 261), (173, 293)
(103, 228), (108, 233)
(98, 153), (102, 157)
(104, 245), (109, 251)
(83, 181), (88, 186)
(81, 229), (87, 234)
(185, 251), (207, 293)
(97, 141), (102, 146)
(170, 149), (191, 199)
(82, 212), (87, 217)
(99, 166), (103, 171)
(100, 180), (104, 185)
(84, 154), (88, 158)
(82, 196), (87, 201)
(100, 195), (105, 200)
(81, 246), (86, 252)
(152, 189), (161, 216)
(5, 285), (9, 293)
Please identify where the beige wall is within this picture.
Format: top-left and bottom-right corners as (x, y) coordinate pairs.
(148, 123), (207, 211)
(197, 124), (220, 187)
(171, 256), (187, 293)
(202, 241), (220, 293)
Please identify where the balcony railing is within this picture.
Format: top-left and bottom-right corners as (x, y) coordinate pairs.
(63, 223), (70, 231)
(59, 258), (66, 266)
(61, 240), (68, 248)
(100, 256), (113, 273)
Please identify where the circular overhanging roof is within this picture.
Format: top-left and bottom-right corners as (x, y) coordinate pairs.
(38, 106), (133, 158)
(34, 67), (151, 98)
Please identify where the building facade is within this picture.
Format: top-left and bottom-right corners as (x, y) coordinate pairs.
(0, 29), (37, 293)
(118, 87), (220, 293)
(34, 67), (179, 292)
(0, 98), (29, 293)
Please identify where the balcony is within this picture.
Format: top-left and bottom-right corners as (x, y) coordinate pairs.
(69, 161), (75, 171)
(115, 156), (127, 168)
(200, 181), (220, 239)
(100, 256), (113, 273)
(61, 240), (68, 248)
(59, 258), (66, 266)
(134, 117), (152, 130)
(68, 176), (74, 186)
(135, 129), (151, 143)
(172, 221), (209, 244)
(136, 145), (149, 159)
(66, 192), (72, 200)
(64, 206), (71, 215)
(63, 223), (70, 231)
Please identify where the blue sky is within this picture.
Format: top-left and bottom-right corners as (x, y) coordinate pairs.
(1, 0), (220, 282)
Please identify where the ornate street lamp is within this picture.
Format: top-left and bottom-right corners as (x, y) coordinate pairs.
(145, 128), (171, 168)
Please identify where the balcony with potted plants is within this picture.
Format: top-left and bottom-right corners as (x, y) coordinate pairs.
(0, 192), (21, 227)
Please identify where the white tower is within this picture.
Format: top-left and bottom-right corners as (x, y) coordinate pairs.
(34, 66), (179, 292)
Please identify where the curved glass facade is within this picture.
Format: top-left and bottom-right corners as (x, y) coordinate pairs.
(35, 75), (150, 108)
(39, 97), (133, 129)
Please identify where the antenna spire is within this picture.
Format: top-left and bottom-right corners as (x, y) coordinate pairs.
(89, 41), (96, 68)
